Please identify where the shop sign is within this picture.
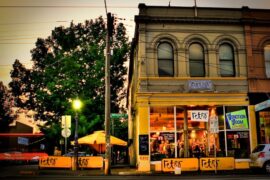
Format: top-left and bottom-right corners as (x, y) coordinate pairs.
(190, 110), (209, 122)
(255, 99), (270, 112)
(39, 156), (71, 168)
(162, 158), (199, 172)
(139, 135), (149, 155)
(39, 156), (104, 169)
(18, 137), (29, 145)
(78, 157), (103, 168)
(226, 109), (248, 129)
(188, 80), (213, 91)
(200, 157), (234, 171)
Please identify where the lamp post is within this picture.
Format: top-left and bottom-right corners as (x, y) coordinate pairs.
(72, 99), (82, 171)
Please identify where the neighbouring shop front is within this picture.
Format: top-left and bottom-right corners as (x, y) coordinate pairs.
(149, 106), (251, 162)
(254, 99), (270, 144)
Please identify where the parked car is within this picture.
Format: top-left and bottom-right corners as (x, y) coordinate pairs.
(250, 144), (270, 173)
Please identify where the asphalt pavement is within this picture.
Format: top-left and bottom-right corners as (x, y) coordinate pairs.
(0, 164), (269, 179)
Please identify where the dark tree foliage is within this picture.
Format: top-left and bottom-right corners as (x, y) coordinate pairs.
(0, 82), (14, 132)
(11, 16), (130, 153)
(9, 59), (33, 109)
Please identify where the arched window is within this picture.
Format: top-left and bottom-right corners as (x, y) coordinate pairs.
(219, 43), (235, 77)
(264, 44), (270, 78)
(158, 42), (174, 77)
(189, 43), (205, 77)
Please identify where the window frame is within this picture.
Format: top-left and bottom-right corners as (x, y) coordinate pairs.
(157, 42), (174, 77)
(189, 43), (205, 77)
(264, 44), (270, 78)
(219, 43), (236, 77)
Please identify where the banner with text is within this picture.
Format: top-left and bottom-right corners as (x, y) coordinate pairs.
(162, 158), (199, 172)
(190, 110), (209, 122)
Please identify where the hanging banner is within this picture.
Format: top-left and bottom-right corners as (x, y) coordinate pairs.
(190, 110), (209, 122)
(226, 109), (248, 129)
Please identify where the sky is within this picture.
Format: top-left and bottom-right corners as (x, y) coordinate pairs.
(1, 0), (270, 86)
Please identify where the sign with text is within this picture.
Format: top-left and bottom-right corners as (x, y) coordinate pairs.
(188, 80), (213, 91)
(255, 99), (270, 111)
(139, 135), (149, 155)
(209, 116), (219, 133)
(162, 158), (199, 172)
(39, 156), (72, 168)
(200, 157), (234, 171)
(61, 115), (71, 129)
(18, 137), (29, 145)
(190, 110), (209, 122)
(39, 156), (103, 169)
(226, 109), (248, 129)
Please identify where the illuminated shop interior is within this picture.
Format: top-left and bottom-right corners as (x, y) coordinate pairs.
(149, 106), (250, 161)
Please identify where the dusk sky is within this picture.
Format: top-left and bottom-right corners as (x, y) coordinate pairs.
(1, 0), (270, 86)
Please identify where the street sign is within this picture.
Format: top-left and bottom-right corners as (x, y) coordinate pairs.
(61, 128), (71, 138)
(210, 116), (219, 133)
(110, 113), (128, 119)
(61, 115), (71, 129)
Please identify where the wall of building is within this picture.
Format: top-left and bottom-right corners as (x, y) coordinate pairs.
(128, 4), (270, 171)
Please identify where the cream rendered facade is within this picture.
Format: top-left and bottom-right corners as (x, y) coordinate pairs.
(128, 4), (256, 171)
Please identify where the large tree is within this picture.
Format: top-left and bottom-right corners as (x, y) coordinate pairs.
(13, 16), (130, 153)
(9, 59), (33, 109)
(0, 82), (14, 132)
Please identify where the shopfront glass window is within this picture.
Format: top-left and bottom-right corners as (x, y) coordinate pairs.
(226, 131), (250, 158)
(258, 111), (270, 144)
(150, 107), (175, 161)
(150, 107), (174, 131)
(176, 107), (184, 130)
(225, 106), (249, 130)
(150, 132), (176, 160)
(225, 106), (250, 158)
(216, 106), (225, 130)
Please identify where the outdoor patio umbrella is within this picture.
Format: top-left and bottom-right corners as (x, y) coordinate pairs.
(72, 130), (127, 153)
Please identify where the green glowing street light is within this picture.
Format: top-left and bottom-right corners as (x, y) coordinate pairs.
(72, 98), (82, 171)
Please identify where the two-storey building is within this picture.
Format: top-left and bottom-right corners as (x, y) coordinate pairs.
(127, 4), (270, 171)
(243, 8), (270, 146)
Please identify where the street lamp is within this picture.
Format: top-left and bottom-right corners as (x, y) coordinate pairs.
(72, 98), (82, 171)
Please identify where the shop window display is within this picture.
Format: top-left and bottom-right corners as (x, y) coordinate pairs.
(258, 111), (270, 144)
(224, 106), (250, 158)
(149, 105), (251, 161)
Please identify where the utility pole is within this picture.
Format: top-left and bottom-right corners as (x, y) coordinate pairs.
(105, 12), (113, 175)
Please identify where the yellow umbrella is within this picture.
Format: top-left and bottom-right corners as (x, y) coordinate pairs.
(72, 130), (127, 153)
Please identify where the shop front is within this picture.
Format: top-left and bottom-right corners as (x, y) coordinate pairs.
(135, 101), (256, 172)
(149, 106), (251, 160)
(255, 99), (270, 144)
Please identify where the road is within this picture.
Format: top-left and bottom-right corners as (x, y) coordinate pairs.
(1, 164), (269, 180)
(3, 174), (270, 180)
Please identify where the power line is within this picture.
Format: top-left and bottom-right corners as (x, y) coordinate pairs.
(0, 5), (137, 9)
(0, 42), (33, 44)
